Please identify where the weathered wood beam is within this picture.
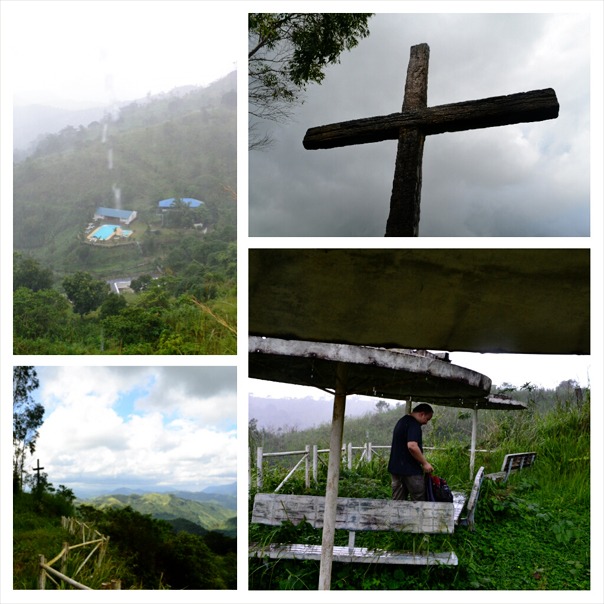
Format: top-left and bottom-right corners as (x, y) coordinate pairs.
(303, 88), (559, 150)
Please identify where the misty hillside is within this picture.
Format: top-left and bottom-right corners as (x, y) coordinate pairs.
(81, 492), (236, 536)
(14, 103), (108, 159)
(13, 71), (236, 277)
(13, 75), (235, 156)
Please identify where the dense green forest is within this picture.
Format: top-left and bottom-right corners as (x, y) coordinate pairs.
(13, 72), (236, 354)
(249, 382), (590, 590)
(14, 488), (237, 589)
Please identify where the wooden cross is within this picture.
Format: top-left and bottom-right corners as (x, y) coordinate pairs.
(34, 458), (45, 486)
(303, 43), (559, 237)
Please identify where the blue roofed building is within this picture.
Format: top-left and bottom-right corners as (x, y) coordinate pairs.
(94, 207), (137, 225)
(158, 197), (204, 209)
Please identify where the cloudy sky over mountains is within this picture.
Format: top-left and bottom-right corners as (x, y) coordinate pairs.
(249, 12), (592, 237)
(25, 366), (237, 497)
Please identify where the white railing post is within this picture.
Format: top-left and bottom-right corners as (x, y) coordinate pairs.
(367, 442), (373, 463)
(347, 442), (352, 470)
(305, 445), (310, 488)
(256, 446), (263, 489)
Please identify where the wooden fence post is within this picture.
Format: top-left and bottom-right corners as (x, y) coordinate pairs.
(313, 445), (318, 483)
(60, 542), (69, 574)
(98, 536), (109, 567)
(367, 442), (373, 463)
(38, 555), (46, 590)
(347, 442), (353, 470)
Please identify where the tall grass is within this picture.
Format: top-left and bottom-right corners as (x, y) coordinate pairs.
(249, 393), (590, 590)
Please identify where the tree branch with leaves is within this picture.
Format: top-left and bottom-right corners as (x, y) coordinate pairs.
(248, 13), (373, 148)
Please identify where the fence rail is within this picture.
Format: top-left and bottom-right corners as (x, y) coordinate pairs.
(251, 443), (493, 491)
(38, 517), (119, 590)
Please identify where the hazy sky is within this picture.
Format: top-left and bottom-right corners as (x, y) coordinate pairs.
(2, 1), (239, 107)
(249, 351), (592, 429)
(24, 366), (237, 497)
(249, 12), (591, 237)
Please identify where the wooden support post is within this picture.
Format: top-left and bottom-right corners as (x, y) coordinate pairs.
(319, 362), (348, 591)
(313, 444), (318, 484)
(470, 406), (478, 479)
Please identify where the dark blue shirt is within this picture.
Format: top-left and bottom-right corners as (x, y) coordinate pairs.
(387, 414), (423, 476)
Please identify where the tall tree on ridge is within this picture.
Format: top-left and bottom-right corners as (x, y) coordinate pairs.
(13, 366), (43, 494)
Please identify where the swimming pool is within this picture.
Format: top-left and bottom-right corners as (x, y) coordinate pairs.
(88, 224), (133, 241)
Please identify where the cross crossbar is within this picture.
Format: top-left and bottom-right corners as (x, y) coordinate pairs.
(303, 88), (559, 150)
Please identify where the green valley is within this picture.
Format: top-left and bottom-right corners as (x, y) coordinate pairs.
(13, 72), (236, 354)
(82, 492), (237, 537)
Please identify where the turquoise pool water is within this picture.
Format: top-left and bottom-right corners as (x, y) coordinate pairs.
(89, 224), (133, 240)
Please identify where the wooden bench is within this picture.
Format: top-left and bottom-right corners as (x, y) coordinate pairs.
(249, 466), (484, 567)
(485, 452), (537, 482)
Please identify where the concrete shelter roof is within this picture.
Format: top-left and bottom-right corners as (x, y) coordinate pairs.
(249, 337), (527, 410)
(249, 249), (589, 355)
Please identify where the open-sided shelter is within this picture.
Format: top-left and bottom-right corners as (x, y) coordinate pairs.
(248, 248), (590, 590)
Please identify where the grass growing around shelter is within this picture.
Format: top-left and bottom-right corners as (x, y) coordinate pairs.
(249, 394), (590, 590)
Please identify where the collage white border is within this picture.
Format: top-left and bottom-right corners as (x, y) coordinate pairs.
(1, 1), (602, 603)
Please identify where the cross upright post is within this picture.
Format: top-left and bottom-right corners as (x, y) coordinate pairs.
(303, 43), (559, 237)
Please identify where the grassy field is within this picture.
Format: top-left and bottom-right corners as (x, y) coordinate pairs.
(249, 397), (591, 591)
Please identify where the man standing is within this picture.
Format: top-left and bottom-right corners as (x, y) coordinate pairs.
(388, 403), (434, 501)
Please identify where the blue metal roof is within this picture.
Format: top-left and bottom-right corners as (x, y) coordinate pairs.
(95, 207), (135, 219)
(158, 197), (204, 208)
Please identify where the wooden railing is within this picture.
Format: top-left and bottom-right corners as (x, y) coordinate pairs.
(38, 517), (120, 590)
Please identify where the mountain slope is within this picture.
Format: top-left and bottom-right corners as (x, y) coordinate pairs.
(13, 72), (236, 276)
(82, 492), (236, 534)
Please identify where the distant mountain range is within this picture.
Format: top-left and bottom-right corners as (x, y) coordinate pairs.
(80, 489), (237, 537)
(249, 394), (380, 429)
(13, 73), (235, 158)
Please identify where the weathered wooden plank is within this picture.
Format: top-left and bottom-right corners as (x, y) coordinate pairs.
(502, 452), (536, 472)
(486, 452), (536, 481)
(252, 493), (455, 534)
(303, 89), (559, 150)
(452, 492), (466, 524)
(249, 543), (458, 566)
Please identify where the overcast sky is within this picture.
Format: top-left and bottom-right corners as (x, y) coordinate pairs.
(249, 12), (592, 237)
(249, 351), (592, 429)
(23, 366), (237, 497)
(2, 1), (238, 107)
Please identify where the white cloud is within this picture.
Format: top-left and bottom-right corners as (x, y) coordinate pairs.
(27, 366), (237, 495)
